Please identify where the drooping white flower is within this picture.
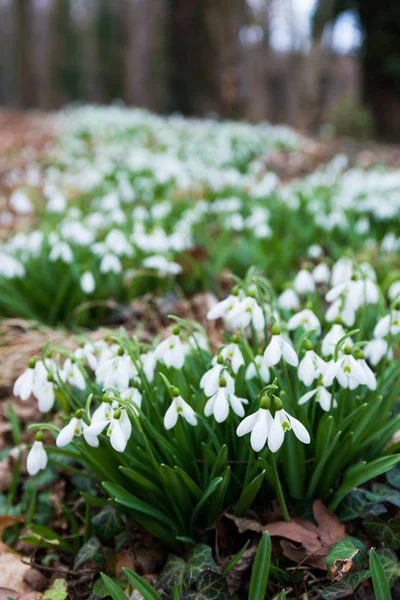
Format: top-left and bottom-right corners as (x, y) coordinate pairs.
(56, 414), (99, 448)
(323, 348), (368, 390)
(140, 351), (156, 382)
(10, 189), (34, 214)
(106, 413), (129, 452)
(331, 258), (353, 287)
(264, 326), (298, 367)
(120, 385), (143, 414)
(298, 346), (326, 387)
(164, 394), (197, 429)
(100, 253), (122, 274)
(245, 355), (270, 383)
(153, 329), (187, 369)
(13, 363), (35, 401)
(219, 342), (245, 374)
(388, 281), (400, 302)
(143, 255), (182, 277)
(374, 311), (400, 338)
(207, 294), (240, 323)
(321, 322), (351, 357)
(27, 436), (47, 476)
(268, 408), (310, 452)
(364, 338), (391, 366)
(80, 271), (96, 294)
(293, 269), (315, 295)
(49, 242), (73, 264)
(200, 362), (234, 397)
(355, 352), (377, 391)
(312, 263), (330, 284)
(204, 378), (248, 423)
(14, 359), (55, 412)
(277, 288), (300, 311)
(228, 296), (265, 331)
(61, 358), (86, 390)
(96, 351), (136, 391)
(298, 384), (336, 411)
(236, 408), (274, 452)
(287, 309), (321, 334)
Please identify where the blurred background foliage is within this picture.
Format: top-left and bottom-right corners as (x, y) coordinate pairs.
(1, 0), (400, 139)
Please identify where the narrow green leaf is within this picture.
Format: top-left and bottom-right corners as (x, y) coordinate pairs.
(124, 568), (164, 600)
(370, 548), (392, 600)
(100, 573), (129, 600)
(248, 532), (271, 600)
(221, 540), (250, 576)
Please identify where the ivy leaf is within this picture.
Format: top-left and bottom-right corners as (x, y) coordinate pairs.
(73, 536), (101, 571)
(375, 548), (400, 586)
(157, 554), (186, 593)
(362, 517), (400, 550)
(321, 570), (371, 600)
(92, 503), (126, 541)
(366, 483), (400, 508)
(386, 466), (400, 490)
(336, 490), (386, 522)
(182, 571), (230, 600)
(182, 544), (219, 590)
(42, 578), (68, 600)
(326, 537), (366, 574)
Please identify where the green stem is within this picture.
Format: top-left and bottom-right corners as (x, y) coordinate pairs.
(271, 453), (290, 522)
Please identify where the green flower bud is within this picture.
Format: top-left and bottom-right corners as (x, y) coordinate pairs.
(47, 373), (54, 383)
(217, 354), (224, 365)
(273, 396), (283, 411)
(334, 315), (343, 325)
(117, 347), (124, 356)
(102, 393), (110, 403)
(75, 409), (84, 419)
(219, 377), (227, 388)
(28, 358), (36, 369)
(344, 345), (352, 355)
(232, 285), (239, 297)
(35, 431), (44, 442)
(232, 334), (239, 344)
(172, 325), (180, 336)
(113, 408), (122, 419)
(172, 386), (180, 397)
(304, 340), (313, 351)
(260, 396), (271, 410)
(272, 324), (281, 335)
(355, 349), (365, 360)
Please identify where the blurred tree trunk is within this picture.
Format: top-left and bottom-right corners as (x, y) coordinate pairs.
(14, 0), (33, 107)
(123, 0), (168, 111)
(79, 0), (101, 103)
(0, 0), (17, 105)
(168, 0), (246, 118)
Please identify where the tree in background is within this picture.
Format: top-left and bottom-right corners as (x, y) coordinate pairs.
(313, 0), (400, 140)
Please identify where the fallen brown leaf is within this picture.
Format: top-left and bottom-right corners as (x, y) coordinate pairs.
(226, 500), (346, 570)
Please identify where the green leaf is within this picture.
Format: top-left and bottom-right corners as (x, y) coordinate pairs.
(321, 571), (371, 600)
(100, 573), (129, 600)
(92, 577), (110, 599)
(326, 537), (365, 573)
(370, 548), (392, 600)
(363, 517), (400, 550)
(42, 579), (68, 600)
(92, 503), (126, 541)
(23, 525), (73, 552)
(190, 478), (222, 529)
(375, 548), (400, 586)
(366, 483), (400, 508)
(329, 455), (400, 511)
(234, 471), (265, 516)
(248, 532), (271, 600)
(221, 540), (250, 577)
(182, 544), (219, 590)
(157, 554), (186, 593)
(386, 465), (400, 490)
(73, 536), (101, 571)
(124, 568), (164, 600)
(337, 490), (387, 522)
(182, 571), (230, 600)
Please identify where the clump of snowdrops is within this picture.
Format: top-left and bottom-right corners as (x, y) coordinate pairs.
(1, 107), (400, 327)
(15, 260), (400, 545)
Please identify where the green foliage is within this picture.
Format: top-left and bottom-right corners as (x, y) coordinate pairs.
(328, 95), (375, 141)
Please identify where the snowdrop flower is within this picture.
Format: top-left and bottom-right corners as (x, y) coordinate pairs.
(323, 347), (368, 390)
(49, 242), (73, 264)
(355, 350), (377, 391)
(298, 382), (336, 411)
(205, 375), (248, 423)
(219, 340), (245, 374)
(331, 258), (353, 287)
(120, 383), (143, 414)
(13, 359), (36, 401)
(153, 327), (187, 369)
(56, 411), (99, 448)
(277, 288), (300, 311)
(100, 253), (122, 274)
(143, 255), (182, 277)
(293, 269), (315, 295)
(312, 263), (330, 284)
(236, 407), (274, 452)
(80, 271), (96, 294)
(388, 281), (400, 302)
(140, 350), (156, 382)
(325, 295), (356, 327)
(264, 325), (298, 367)
(91, 396), (114, 423)
(14, 359), (55, 412)
(61, 358), (86, 390)
(287, 309), (320, 334)
(307, 244), (323, 259)
(10, 189), (34, 214)
(245, 355), (270, 383)
(364, 338), (392, 366)
(74, 342), (98, 370)
(321, 321), (351, 357)
(374, 309), (400, 338)
(207, 292), (240, 324)
(164, 388), (197, 429)
(228, 295), (265, 331)
(106, 410), (130, 452)
(27, 432), (47, 476)
(298, 342), (326, 387)
(96, 349), (136, 391)
(269, 408), (310, 452)
(200, 360), (234, 397)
